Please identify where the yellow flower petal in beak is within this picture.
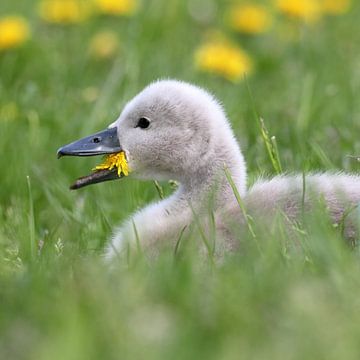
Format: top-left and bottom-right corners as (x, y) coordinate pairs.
(93, 151), (129, 177)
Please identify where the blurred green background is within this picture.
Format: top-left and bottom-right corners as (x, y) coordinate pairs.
(1, 0), (360, 359)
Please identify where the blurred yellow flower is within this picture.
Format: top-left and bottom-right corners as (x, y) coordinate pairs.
(94, 0), (138, 16)
(321, 0), (351, 14)
(195, 41), (253, 82)
(39, 0), (91, 24)
(0, 102), (19, 121)
(0, 16), (30, 51)
(275, 0), (322, 23)
(229, 4), (272, 34)
(89, 31), (119, 59)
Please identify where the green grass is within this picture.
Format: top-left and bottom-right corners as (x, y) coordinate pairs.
(1, 1), (360, 359)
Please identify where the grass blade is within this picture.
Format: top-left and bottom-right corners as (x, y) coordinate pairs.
(188, 202), (215, 264)
(154, 180), (165, 200)
(223, 167), (260, 253)
(260, 118), (283, 174)
(26, 176), (36, 261)
(245, 78), (282, 174)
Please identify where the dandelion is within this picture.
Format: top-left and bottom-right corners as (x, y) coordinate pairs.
(38, 0), (91, 24)
(0, 102), (19, 121)
(195, 41), (253, 82)
(94, 0), (138, 16)
(0, 16), (30, 51)
(321, 0), (351, 14)
(229, 4), (272, 34)
(94, 152), (129, 177)
(89, 30), (119, 60)
(275, 0), (322, 23)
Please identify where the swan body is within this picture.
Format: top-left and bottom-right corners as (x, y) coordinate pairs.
(57, 80), (360, 259)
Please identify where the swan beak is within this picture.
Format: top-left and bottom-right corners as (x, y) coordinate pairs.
(57, 127), (123, 190)
(57, 127), (121, 158)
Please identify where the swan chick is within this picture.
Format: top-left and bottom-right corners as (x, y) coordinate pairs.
(57, 80), (360, 259)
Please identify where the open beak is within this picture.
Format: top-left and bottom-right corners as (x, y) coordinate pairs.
(57, 127), (124, 190)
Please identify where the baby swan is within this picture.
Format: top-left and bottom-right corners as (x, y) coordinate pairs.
(58, 80), (360, 259)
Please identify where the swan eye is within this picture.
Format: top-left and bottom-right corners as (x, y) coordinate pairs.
(136, 117), (150, 129)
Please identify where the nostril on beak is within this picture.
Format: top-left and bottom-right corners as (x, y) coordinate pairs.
(93, 137), (101, 143)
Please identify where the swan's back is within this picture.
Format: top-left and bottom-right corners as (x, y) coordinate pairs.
(245, 173), (360, 233)
(215, 174), (360, 253)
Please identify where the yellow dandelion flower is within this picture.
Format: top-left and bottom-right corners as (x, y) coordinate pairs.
(89, 30), (119, 59)
(321, 0), (351, 14)
(229, 4), (272, 34)
(94, 152), (129, 177)
(195, 41), (253, 82)
(38, 0), (91, 24)
(0, 102), (19, 121)
(94, 0), (138, 16)
(275, 0), (322, 23)
(0, 16), (30, 51)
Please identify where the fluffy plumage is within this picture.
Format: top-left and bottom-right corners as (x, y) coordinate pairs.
(105, 80), (360, 259)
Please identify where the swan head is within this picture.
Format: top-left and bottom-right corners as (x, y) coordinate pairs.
(58, 80), (244, 190)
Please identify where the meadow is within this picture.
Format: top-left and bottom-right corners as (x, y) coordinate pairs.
(1, 0), (360, 359)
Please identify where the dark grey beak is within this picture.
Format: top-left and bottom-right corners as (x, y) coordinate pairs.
(57, 127), (124, 190)
(57, 127), (121, 158)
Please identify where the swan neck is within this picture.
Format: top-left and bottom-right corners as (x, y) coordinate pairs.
(177, 152), (247, 212)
